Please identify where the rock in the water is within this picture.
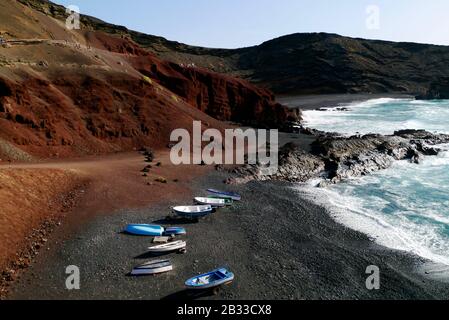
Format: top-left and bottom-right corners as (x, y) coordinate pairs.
(229, 130), (449, 185)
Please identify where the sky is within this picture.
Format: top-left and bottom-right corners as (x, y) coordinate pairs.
(53, 0), (449, 48)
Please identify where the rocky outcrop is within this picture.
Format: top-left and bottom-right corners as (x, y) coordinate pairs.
(415, 78), (449, 100)
(228, 130), (449, 185)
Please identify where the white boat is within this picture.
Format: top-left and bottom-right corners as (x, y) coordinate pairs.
(131, 259), (173, 275)
(194, 197), (226, 207)
(147, 240), (186, 253)
(173, 205), (213, 219)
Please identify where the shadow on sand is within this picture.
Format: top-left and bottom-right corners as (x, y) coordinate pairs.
(133, 251), (183, 259)
(162, 289), (216, 300)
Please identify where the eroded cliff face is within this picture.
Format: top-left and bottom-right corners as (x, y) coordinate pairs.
(0, 1), (298, 160)
(0, 70), (224, 159)
(89, 31), (299, 128)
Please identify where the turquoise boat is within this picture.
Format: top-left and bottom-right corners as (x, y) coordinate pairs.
(163, 227), (186, 236)
(125, 224), (164, 236)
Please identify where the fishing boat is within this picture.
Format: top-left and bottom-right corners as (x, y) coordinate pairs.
(173, 205), (213, 219)
(207, 196), (233, 206)
(163, 227), (186, 236)
(125, 224), (164, 236)
(125, 225), (186, 237)
(131, 259), (172, 276)
(194, 197), (226, 207)
(147, 240), (186, 253)
(185, 267), (234, 290)
(207, 189), (241, 201)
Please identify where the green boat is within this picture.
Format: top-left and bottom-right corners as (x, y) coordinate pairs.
(207, 195), (233, 205)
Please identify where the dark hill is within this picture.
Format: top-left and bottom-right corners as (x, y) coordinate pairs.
(19, 0), (449, 96)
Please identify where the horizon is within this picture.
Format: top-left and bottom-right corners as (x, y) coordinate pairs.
(52, 0), (449, 49)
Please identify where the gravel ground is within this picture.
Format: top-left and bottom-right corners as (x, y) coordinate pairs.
(7, 168), (449, 300)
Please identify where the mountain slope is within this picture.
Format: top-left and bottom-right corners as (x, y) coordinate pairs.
(0, 0), (297, 160)
(126, 33), (449, 95)
(19, 0), (449, 95)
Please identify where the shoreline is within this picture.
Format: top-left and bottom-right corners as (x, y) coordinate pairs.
(7, 168), (449, 299)
(4, 94), (449, 300)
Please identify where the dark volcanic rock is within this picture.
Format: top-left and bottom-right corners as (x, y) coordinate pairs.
(415, 78), (449, 100)
(229, 130), (449, 185)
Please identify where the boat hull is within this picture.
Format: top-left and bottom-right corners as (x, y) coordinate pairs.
(125, 224), (164, 236)
(147, 240), (186, 253)
(185, 268), (234, 290)
(163, 227), (186, 236)
(131, 259), (173, 275)
(173, 205), (213, 219)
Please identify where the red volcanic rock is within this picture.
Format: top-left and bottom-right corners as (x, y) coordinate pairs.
(88, 31), (299, 127)
(0, 30), (298, 159)
(0, 72), (224, 158)
(84, 31), (149, 56)
(128, 54), (300, 128)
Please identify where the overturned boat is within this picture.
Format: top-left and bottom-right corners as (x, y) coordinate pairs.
(124, 224), (186, 237)
(125, 224), (164, 236)
(131, 259), (173, 276)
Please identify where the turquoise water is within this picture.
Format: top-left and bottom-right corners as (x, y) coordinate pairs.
(301, 99), (449, 265)
(303, 98), (449, 135)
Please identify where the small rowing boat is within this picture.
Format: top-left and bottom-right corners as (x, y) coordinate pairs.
(125, 224), (164, 236)
(185, 267), (234, 290)
(131, 259), (172, 275)
(173, 205), (213, 219)
(208, 196), (233, 205)
(147, 240), (186, 253)
(125, 224), (186, 237)
(163, 227), (186, 236)
(207, 189), (241, 201)
(194, 197), (226, 207)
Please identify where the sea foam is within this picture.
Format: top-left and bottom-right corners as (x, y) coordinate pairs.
(300, 99), (449, 266)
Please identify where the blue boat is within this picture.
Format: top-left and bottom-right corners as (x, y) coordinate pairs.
(207, 189), (241, 201)
(124, 224), (164, 236)
(173, 205), (213, 220)
(185, 268), (234, 290)
(163, 227), (186, 236)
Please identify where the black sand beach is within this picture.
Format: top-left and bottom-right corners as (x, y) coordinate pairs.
(6, 94), (449, 300)
(8, 166), (449, 300)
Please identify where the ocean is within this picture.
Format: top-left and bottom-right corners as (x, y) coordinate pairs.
(300, 98), (449, 265)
